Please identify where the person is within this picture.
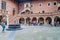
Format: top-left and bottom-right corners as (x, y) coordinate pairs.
(33, 21), (37, 26)
(56, 21), (60, 26)
(1, 22), (5, 32)
(1, 18), (6, 32)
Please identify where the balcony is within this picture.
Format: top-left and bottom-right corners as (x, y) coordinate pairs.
(19, 11), (60, 17)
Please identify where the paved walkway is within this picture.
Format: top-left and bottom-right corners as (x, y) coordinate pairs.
(0, 25), (60, 40)
(6, 31), (16, 40)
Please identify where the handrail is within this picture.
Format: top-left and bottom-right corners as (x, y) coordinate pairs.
(19, 11), (60, 15)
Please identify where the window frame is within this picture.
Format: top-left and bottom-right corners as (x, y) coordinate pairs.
(1, 1), (6, 10)
(47, 2), (51, 7)
(53, 1), (57, 6)
(42, 10), (45, 13)
(38, 3), (42, 7)
(24, 3), (31, 8)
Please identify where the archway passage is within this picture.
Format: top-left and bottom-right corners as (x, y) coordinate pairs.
(0, 15), (3, 22)
(19, 18), (25, 24)
(26, 17), (31, 25)
(38, 17), (44, 25)
(32, 17), (37, 25)
(58, 7), (60, 12)
(46, 17), (52, 25)
(54, 16), (60, 26)
(0, 15), (7, 25)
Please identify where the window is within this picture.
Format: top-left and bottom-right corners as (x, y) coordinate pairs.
(31, 11), (33, 14)
(38, 3), (42, 7)
(48, 2), (51, 6)
(1, 1), (6, 10)
(42, 10), (45, 13)
(31, 4), (33, 7)
(26, 4), (29, 8)
(13, 8), (15, 16)
(24, 3), (31, 8)
(54, 1), (57, 6)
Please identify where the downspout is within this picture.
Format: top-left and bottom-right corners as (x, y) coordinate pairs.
(18, 1), (19, 14)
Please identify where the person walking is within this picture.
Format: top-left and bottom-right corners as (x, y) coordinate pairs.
(1, 22), (5, 32)
(1, 18), (6, 32)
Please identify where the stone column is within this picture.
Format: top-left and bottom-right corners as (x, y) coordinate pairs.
(16, 19), (19, 24)
(37, 18), (38, 25)
(24, 19), (26, 25)
(7, 14), (9, 29)
(44, 19), (46, 25)
(52, 18), (54, 26)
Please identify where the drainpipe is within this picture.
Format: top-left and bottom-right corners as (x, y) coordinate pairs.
(17, 1), (19, 24)
(18, 2), (19, 14)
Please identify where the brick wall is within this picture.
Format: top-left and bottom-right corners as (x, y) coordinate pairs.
(6, 0), (18, 16)
(19, 0), (58, 13)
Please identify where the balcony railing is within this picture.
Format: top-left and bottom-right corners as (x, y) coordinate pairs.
(19, 11), (60, 16)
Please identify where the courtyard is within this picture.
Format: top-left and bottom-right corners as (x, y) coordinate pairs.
(0, 0), (60, 40)
(0, 25), (60, 40)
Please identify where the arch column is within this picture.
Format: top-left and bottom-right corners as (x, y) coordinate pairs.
(44, 19), (46, 25)
(7, 14), (9, 28)
(37, 17), (38, 24)
(25, 19), (26, 25)
(52, 18), (54, 26)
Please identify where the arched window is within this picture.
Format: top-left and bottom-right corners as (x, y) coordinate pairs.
(0, 15), (3, 22)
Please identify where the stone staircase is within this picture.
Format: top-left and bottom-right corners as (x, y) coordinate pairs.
(9, 14), (20, 24)
(9, 9), (26, 24)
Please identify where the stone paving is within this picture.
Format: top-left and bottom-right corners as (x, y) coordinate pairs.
(0, 25), (60, 40)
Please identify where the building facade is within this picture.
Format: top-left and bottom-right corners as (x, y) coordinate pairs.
(0, 0), (60, 26)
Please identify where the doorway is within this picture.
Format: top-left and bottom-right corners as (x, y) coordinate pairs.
(0, 15), (3, 22)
